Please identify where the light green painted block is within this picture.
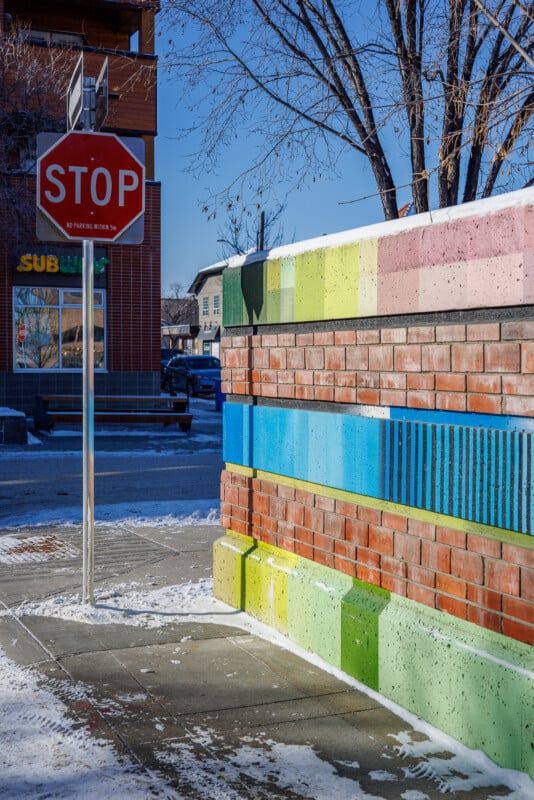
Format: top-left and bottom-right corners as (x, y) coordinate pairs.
(265, 259), (281, 323)
(340, 580), (390, 690)
(280, 256), (295, 289)
(294, 249), (325, 321)
(244, 541), (297, 634)
(266, 258), (281, 291)
(286, 560), (315, 650)
(280, 256), (295, 323)
(324, 244), (359, 320)
(358, 238), (378, 317)
(287, 559), (353, 667)
(213, 531), (256, 608)
(379, 595), (534, 779)
(310, 566), (354, 668)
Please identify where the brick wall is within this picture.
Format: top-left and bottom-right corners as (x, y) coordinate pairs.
(218, 193), (534, 776)
(222, 318), (534, 417)
(220, 469), (534, 646)
(220, 191), (534, 652)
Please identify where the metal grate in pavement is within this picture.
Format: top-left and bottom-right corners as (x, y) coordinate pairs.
(0, 534), (80, 565)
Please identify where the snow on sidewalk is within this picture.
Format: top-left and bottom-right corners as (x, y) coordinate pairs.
(1, 574), (533, 799)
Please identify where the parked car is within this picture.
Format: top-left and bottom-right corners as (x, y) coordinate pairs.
(160, 347), (178, 386)
(163, 355), (221, 396)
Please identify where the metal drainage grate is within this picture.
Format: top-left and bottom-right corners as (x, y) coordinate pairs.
(0, 534), (80, 565)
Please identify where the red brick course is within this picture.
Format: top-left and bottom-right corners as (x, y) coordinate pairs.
(221, 469), (534, 647)
(221, 320), (534, 416)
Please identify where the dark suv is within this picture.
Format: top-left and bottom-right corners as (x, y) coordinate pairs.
(160, 348), (178, 385)
(163, 355), (221, 396)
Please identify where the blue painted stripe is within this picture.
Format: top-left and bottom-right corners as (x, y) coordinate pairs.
(224, 402), (533, 536)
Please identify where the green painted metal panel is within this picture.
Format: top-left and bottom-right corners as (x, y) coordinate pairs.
(340, 579), (390, 690)
(241, 260), (267, 324)
(222, 266), (245, 327)
(213, 532), (257, 608)
(379, 595), (534, 779)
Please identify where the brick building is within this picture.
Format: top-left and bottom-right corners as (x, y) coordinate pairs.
(0, 0), (161, 414)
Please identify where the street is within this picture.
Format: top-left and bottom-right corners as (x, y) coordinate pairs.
(0, 397), (223, 525)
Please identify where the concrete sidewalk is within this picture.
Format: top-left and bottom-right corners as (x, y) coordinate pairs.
(0, 521), (520, 799)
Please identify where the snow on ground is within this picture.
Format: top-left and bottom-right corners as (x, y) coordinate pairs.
(0, 646), (172, 799)
(2, 414), (534, 798)
(1, 572), (534, 799)
(0, 499), (220, 529)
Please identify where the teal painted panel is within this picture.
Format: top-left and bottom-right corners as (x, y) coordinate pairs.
(223, 403), (384, 498)
(222, 266), (245, 327)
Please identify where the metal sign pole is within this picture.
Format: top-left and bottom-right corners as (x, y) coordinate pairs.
(82, 238), (95, 604)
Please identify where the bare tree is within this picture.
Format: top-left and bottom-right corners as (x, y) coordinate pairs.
(162, 1), (533, 219)
(0, 21), (75, 241)
(162, 283), (198, 326)
(216, 201), (286, 257)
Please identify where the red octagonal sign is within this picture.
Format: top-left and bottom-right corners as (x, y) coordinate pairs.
(37, 131), (145, 242)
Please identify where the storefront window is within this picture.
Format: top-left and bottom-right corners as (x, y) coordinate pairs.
(14, 288), (106, 370)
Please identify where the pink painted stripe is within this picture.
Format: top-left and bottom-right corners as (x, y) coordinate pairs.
(378, 205), (534, 274)
(377, 255), (527, 316)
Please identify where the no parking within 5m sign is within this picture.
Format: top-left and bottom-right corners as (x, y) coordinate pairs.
(36, 130), (145, 244)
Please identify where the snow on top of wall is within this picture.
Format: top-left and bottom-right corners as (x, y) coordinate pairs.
(225, 187), (534, 269)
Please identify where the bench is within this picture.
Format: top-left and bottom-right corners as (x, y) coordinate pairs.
(34, 394), (192, 434)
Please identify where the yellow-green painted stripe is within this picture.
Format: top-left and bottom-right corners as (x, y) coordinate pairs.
(224, 462), (534, 551)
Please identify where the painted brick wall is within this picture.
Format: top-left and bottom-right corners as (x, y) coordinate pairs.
(220, 189), (534, 649)
(220, 469), (534, 646)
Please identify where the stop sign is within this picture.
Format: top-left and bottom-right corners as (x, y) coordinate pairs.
(37, 131), (145, 242)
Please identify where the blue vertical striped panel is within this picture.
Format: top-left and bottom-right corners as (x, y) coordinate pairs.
(383, 421), (533, 535)
(224, 403), (534, 536)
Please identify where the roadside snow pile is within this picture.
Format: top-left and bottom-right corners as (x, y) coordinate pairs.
(0, 499), (220, 529)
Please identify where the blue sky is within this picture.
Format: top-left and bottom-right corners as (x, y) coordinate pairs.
(155, 69), (388, 295)
(153, 3), (532, 297)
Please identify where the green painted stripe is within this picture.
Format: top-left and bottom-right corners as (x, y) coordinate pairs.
(224, 462), (534, 551)
(213, 530), (534, 777)
(222, 241), (379, 326)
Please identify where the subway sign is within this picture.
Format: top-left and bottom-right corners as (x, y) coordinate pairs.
(13, 246), (108, 287)
(16, 251), (108, 275)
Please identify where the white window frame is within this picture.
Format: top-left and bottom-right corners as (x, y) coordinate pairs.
(13, 286), (107, 372)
